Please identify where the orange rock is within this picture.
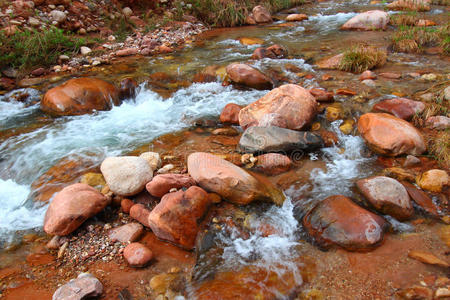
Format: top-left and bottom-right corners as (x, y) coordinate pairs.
(220, 103), (242, 125)
(123, 243), (153, 267)
(253, 153), (292, 175)
(120, 198), (134, 214)
(316, 54), (343, 69)
(41, 78), (120, 116)
(43, 183), (109, 235)
(239, 84), (318, 130)
(408, 251), (449, 268)
(130, 204), (151, 227)
(145, 174), (196, 198)
(373, 98), (425, 120)
(357, 113), (426, 156)
(148, 186), (210, 249)
(336, 88), (356, 96)
(285, 13), (308, 22)
(303, 195), (387, 251)
(225, 63), (272, 90)
(309, 88), (334, 102)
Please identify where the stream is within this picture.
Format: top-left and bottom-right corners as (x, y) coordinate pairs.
(0, 0), (449, 298)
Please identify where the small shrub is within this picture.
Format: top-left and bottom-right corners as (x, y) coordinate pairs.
(0, 26), (85, 71)
(390, 11), (418, 26)
(338, 44), (387, 73)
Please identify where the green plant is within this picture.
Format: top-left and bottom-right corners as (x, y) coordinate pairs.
(0, 26), (85, 71)
(391, 25), (441, 52)
(389, 11), (418, 26)
(338, 44), (387, 73)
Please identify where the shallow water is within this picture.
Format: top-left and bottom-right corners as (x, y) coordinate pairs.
(0, 0), (449, 297)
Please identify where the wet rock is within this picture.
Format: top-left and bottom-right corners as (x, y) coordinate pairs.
(148, 186), (210, 249)
(239, 37), (264, 45)
(357, 113), (426, 156)
(341, 10), (389, 30)
(220, 103), (242, 125)
(146, 174), (196, 198)
(416, 169), (449, 193)
(238, 126), (323, 153)
(356, 176), (413, 221)
(252, 153), (292, 175)
(44, 183), (109, 236)
(359, 70), (377, 80)
(187, 152), (285, 205)
(119, 77), (137, 100)
(239, 84), (318, 130)
(53, 273), (103, 300)
(400, 183), (438, 216)
(41, 78), (120, 116)
(372, 98), (425, 120)
(387, 0), (430, 11)
(31, 67), (45, 76)
(251, 44), (288, 60)
(396, 285), (433, 300)
(109, 223), (143, 243)
(316, 54), (343, 69)
(252, 5), (272, 23)
(226, 63), (272, 90)
(80, 172), (105, 189)
(425, 116), (450, 130)
(139, 152), (162, 171)
(408, 250), (449, 268)
(286, 13), (308, 22)
(212, 128), (239, 136)
(157, 164), (175, 174)
(150, 273), (178, 295)
(379, 72), (401, 79)
(303, 195), (387, 251)
(121, 198), (134, 214)
(130, 204), (151, 227)
(100, 156), (153, 196)
(403, 155), (421, 167)
(309, 88), (334, 102)
(382, 167), (416, 182)
(325, 106), (343, 122)
(123, 243), (153, 267)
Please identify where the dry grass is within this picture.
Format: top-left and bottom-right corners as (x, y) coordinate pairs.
(427, 131), (450, 167)
(338, 44), (387, 73)
(431, 0), (450, 5)
(391, 25), (441, 53)
(390, 11), (419, 26)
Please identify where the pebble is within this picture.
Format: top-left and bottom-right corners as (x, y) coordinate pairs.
(80, 46), (92, 55)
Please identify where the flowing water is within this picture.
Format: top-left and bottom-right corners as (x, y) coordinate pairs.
(0, 0), (449, 297)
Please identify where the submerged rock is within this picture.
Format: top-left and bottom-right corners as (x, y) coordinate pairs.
(238, 126), (323, 153)
(303, 195), (387, 251)
(356, 176), (413, 221)
(226, 63), (272, 90)
(148, 186), (210, 249)
(41, 78), (120, 116)
(239, 84), (318, 130)
(187, 152), (285, 205)
(401, 181), (439, 217)
(251, 44), (288, 60)
(123, 243), (153, 267)
(341, 10), (389, 31)
(44, 183), (109, 236)
(53, 273), (103, 300)
(146, 174), (196, 198)
(372, 98), (425, 120)
(100, 156), (153, 196)
(286, 13), (308, 22)
(357, 113), (426, 156)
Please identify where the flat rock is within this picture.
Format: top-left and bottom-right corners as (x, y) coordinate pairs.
(408, 250), (449, 268)
(52, 273), (103, 300)
(109, 223), (143, 243)
(238, 126), (323, 153)
(146, 174), (196, 198)
(373, 98), (425, 120)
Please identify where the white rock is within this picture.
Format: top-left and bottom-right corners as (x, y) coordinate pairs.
(28, 17), (40, 26)
(341, 10), (389, 31)
(139, 152), (162, 171)
(49, 10), (66, 23)
(80, 46), (92, 55)
(362, 79), (376, 88)
(59, 54), (70, 61)
(122, 7), (133, 17)
(421, 73), (437, 81)
(107, 35), (116, 42)
(156, 164), (175, 174)
(100, 156), (153, 196)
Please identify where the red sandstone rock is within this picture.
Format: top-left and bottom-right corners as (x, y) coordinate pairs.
(146, 174), (196, 198)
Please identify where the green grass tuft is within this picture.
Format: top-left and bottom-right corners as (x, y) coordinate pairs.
(0, 26), (86, 72)
(338, 44), (387, 73)
(391, 25), (442, 53)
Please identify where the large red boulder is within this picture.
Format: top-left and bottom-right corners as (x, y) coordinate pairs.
(239, 84), (318, 130)
(220, 103), (242, 125)
(148, 186), (211, 249)
(357, 113), (426, 156)
(145, 174), (196, 198)
(373, 98), (425, 120)
(225, 63), (272, 90)
(356, 176), (413, 221)
(303, 195), (387, 251)
(41, 78), (120, 116)
(44, 183), (109, 235)
(187, 152), (285, 205)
